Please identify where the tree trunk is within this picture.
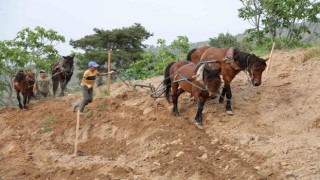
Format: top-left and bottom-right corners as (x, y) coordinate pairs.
(5, 75), (15, 106)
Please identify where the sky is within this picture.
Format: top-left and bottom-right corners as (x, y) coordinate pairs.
(0, 0), (251, 55)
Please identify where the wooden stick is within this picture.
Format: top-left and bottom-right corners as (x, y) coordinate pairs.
(266, 42), (275, 75)
(74, 109), (80, 156)
(107, 50), (112, 96)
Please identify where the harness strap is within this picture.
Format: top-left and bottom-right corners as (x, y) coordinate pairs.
(174, 72), (208, 92)
(200, 47), (215, 62)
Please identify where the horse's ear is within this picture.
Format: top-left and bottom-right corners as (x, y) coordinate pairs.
(264, 57), (269, 61)
(62, 56), (66, 59)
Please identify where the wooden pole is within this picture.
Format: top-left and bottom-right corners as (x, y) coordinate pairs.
(107, 50), (111, 96)
(266, 42), (275, 75)
(74, 109), (80, 156)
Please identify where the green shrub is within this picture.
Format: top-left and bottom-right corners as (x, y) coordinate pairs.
(304, 47), (320, 61)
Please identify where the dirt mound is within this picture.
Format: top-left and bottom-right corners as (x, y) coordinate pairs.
(0, 48), (320, 179)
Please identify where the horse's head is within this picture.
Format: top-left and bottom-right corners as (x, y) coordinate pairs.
(61, 55), (75, 74)
(233, 49), (268, 86)
(203, 64), (221, 98)
(247, 55), (268, 86)
(15, 70), (26, 83)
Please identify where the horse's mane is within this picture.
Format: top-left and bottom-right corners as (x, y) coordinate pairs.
(234, 49), (266, 69)
(187, 48), (197, 61)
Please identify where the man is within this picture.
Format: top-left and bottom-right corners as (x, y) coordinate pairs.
(73, 61), (114, 114)
(34, 70), (52, 97)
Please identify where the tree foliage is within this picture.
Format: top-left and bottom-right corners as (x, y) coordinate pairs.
(0, 26), (65, 106)
(70, 23), (153, 70)
(126, 36), (190, 79)
(209, 33), (240, 48)
(13, 26), (65, 71)
(238, 0), (320, 45)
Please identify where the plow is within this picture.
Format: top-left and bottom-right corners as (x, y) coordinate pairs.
(115, 70), (166, 99)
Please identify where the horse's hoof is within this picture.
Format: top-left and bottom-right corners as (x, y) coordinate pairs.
(174, 112), (180, 117)
(219, 99), (224, 104)
(195, 122), (203, 130)
(226, 110), (234, 115)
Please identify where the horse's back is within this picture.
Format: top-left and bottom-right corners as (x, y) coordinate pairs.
(170, 60), (196, 78)
(194, 46), (230, 62)
(170, 61), (200, 93)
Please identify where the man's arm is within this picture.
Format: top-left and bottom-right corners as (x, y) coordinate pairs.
(98, 71), (115, 76)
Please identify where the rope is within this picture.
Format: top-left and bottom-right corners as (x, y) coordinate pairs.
(216, 71), (253, 102)
(173, 72), (208, 91)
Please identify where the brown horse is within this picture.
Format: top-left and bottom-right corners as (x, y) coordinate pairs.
(13, 70), (35, 109)
(164, 60), (221, 129)
(187, 45), (269, 115)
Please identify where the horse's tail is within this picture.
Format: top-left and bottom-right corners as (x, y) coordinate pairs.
(164, 62), (175, 103)
(187, 48), (197, 61)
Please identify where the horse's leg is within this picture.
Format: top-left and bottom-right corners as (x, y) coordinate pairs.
(52, 77), (59, 97)
(59, 78), (67, 97)
(17, 92), (23, 109)
(23, 95), (27, 109)
(27, 92), (32, 104)
(62, 75), (72, 96)
(171, 83), (180, 116)
(219, 86), (227, 103)
(194, 94), (205, 129)
(225, 84), (233, 115)
(174, 88), (185, 116)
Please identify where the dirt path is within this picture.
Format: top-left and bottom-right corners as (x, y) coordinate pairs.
(0, 48), (319, 179)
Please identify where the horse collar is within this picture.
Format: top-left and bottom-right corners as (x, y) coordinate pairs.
(195, 64), (205, 85)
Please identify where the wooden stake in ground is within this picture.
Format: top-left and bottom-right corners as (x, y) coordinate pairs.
(74, 109), (80, 156)
(107, 50), (112, 96)
(266, 42), (276, 75)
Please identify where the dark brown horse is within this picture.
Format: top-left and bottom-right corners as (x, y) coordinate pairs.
(187, 46), (269, 115)
(13, 70), (35, 109)
(51, 55), (74, 97)
(164, 60), (221, 129)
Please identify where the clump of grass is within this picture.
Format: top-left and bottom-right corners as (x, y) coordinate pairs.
(86, 110), (93, 118)
(40, 115), (57, 133)
(304, 47), (320, 62)
(98, 103), (108, 111)
(100, 89), (108, 96)
(96, 103), (108, 117)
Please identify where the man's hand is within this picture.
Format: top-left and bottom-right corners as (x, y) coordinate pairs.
(33, 85), (37, 93)
(87, 85), (92, 89)
(108, 71), (116, 74)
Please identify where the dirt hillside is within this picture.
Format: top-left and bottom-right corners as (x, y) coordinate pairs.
(0, 48), (319, 179)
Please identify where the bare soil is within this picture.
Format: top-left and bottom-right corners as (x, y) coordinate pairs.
(0, 48), (319, 179)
